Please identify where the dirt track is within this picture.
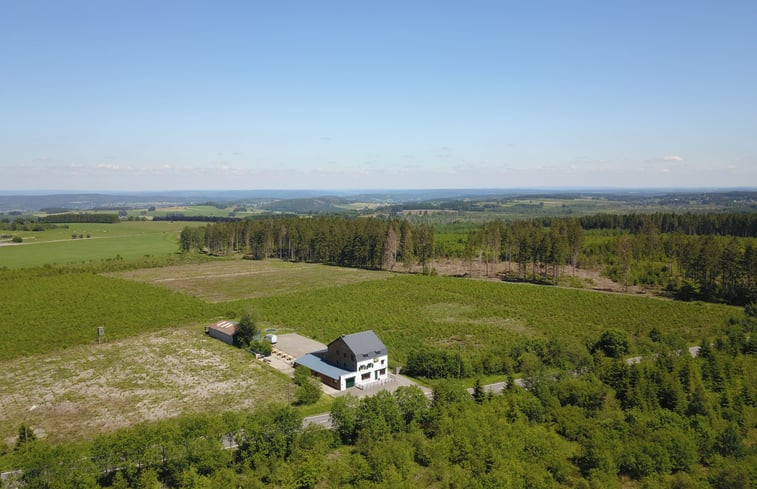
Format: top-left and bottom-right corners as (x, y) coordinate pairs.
(405, 258), (639, 294)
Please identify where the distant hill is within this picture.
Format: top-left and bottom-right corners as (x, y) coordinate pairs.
(258, 196), (354, 213)
(1, 188), (755, 214)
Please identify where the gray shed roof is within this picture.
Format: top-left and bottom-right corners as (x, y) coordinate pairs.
(334, 330), (387, 358)
(295, 353), (354, 380)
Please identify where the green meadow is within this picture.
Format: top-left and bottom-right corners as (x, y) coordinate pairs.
(0, 221), (188, 269)
(0, 271), (224, 360)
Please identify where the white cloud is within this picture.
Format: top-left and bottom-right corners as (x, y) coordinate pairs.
(96, 163), (120, 170)
(663, 155), (685, 162)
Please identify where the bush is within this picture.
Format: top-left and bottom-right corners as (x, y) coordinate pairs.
(250, 340), (272, 356)
(11, 235), (22, 243)
(294, 366), (322, 405)
(593, 329), (630, 358)
(234, 313), (258, 348)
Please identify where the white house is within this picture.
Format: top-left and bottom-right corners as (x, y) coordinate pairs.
(294, 330), (389, 390)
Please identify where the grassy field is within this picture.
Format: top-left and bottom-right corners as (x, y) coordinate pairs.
(2, 257), (739, 366)
(0, 221), (190, 269)
(110, 259), (392, 302)
(244, 275), (740, 365)
(0, 325), (291, 444)
(125, 205), (265, 219)
(0, 271), (224, 361)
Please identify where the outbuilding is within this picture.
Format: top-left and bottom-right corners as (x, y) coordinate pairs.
(206, 320), (239, 345)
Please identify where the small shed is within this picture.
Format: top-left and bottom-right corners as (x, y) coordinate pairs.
(207, 320), (239, 345)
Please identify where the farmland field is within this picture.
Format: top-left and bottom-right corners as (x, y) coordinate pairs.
(245, 274), (740, 365)
(0, 221), (191, 269)
(131, 204), (263, 218)
(0, 271), (224, 361)
(0, 325), (290, 444)
(110, 259), (392, 302)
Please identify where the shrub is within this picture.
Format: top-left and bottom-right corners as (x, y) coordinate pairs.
(593, 329), (630, 358)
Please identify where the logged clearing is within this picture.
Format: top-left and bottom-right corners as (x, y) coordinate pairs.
(0, 326), (290, 446)
(110, 259), (392, 302)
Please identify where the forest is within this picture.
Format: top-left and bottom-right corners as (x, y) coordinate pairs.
(5, 316), (754, 488)
(179, 217), (435, 271)
(184, 212), (757, 305)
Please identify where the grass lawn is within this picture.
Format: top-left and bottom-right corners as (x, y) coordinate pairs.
(0, 325), (291, 444)
(0, 221), (191, 269)
(111, 259), (393, 302)
(245, 274), (741, 365)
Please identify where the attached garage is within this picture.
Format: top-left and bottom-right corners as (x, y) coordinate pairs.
(294, 352), (354, 390)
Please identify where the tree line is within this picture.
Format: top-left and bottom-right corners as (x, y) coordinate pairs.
(180, 216), (435, 271)
(153, 214), (241, 223)
(182, 212), (757, 305)
(574, 212), (757, 237)
(461, 213), (757, 305)
(40, 213), (120, 224)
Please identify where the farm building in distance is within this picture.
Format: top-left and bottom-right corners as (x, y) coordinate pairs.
(206, 320), (239, 345)
(295, 330), (388, 391)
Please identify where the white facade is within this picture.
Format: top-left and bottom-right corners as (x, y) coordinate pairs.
(333, 354), (389, 390)
(355, 354), (389, 387)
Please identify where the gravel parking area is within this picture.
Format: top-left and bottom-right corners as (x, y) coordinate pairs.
(274, 333), (327, 359)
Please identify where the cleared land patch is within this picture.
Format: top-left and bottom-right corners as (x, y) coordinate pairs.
(0, 326), (290, 445)
(249, 275), (740, 365)
(110, 259), (393, 302)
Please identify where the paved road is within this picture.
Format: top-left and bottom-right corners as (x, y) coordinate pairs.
(626, 345), (701, 365)
(303, 412), (333, 429)
(305, 377), (525, 430)
(465, 378), (526, 396)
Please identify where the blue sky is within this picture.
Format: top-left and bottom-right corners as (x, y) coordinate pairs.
(2, 1), (756, 191)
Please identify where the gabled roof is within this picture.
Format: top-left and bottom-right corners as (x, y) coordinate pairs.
(331, 330), (387, 358)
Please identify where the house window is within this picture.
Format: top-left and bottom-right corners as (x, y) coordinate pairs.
(361, 372), (370, 380)
(351, 354), (355, 361)
(381, 359), (385, 365)
(379, 368), (386, 375)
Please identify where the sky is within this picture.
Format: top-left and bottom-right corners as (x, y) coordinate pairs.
(1, 1), (756, 191)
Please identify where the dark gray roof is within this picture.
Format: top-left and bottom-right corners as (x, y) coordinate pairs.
(335, 330), (387, 358)
(295, 353), (353, 380)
